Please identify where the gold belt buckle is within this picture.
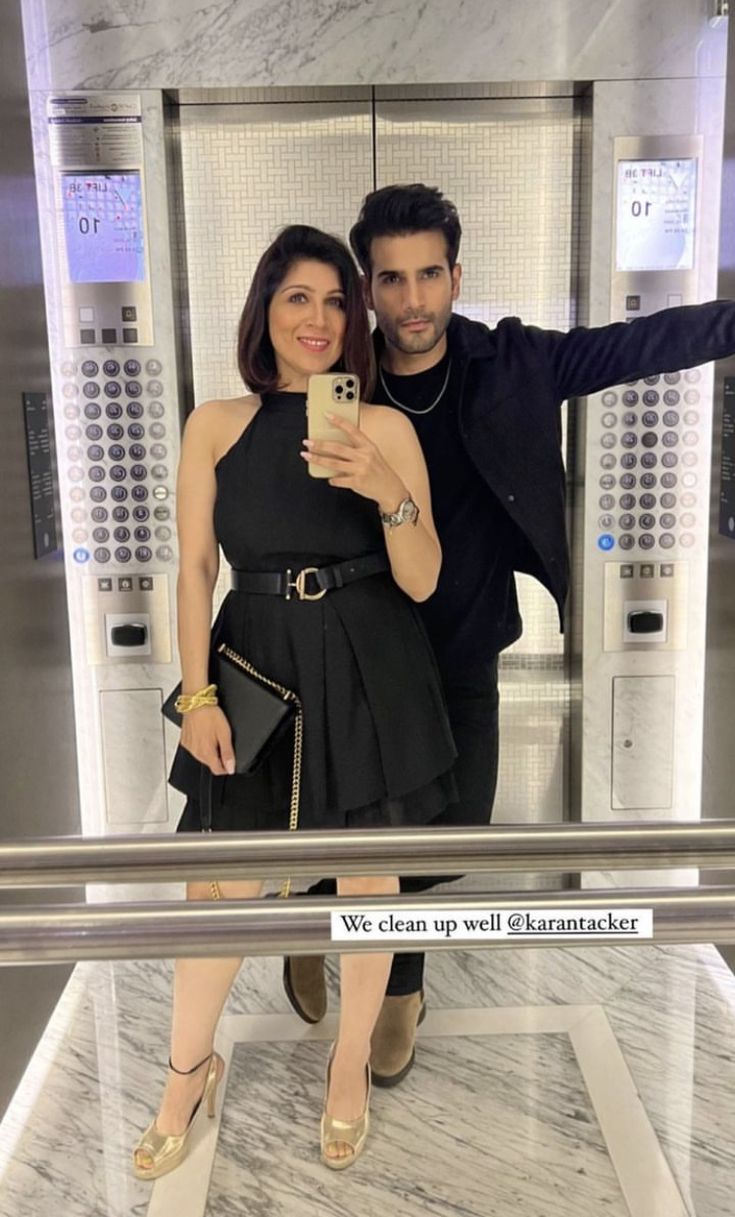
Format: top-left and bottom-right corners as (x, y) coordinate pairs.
(286, 566), (327, 601)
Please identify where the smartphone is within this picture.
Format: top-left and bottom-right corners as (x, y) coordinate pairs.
(306, 373), (361, 478)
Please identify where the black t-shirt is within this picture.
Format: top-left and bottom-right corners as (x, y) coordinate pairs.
(373, 349), (526, 670)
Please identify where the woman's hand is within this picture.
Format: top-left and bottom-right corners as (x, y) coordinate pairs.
(301, 412), (407, 512)
(181, 705), (235, 776)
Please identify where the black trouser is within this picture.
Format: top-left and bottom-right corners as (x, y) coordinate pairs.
(304, 657), (500, 996)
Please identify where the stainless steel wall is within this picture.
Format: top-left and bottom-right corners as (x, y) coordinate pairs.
(702, 14), (735, 971)
(0, 0), (81, 1119)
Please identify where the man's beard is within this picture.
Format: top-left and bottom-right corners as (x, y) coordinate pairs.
(378, 301), (453, 357)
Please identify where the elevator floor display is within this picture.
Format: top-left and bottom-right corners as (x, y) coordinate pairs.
(0, 939), (733, 1217)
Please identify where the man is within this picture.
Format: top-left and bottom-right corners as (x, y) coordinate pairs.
(283, 183), (735, 1085)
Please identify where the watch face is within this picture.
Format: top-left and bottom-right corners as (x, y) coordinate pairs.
(400, 498), (418, 523)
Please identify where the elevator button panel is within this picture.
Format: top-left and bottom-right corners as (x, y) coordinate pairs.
(60, 356), (175, 568)
(594, 369), (704, 556)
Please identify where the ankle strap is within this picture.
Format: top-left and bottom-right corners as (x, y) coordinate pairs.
(168, 1051), (212, 1075)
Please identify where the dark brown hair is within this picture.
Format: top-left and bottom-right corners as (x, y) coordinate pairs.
(237, 225), (375, 399)
(349, 184), (462, 276)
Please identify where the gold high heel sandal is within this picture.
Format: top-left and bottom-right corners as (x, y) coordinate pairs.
(320, 1043), (371, 1170)
(133, 1051), (223, 1181)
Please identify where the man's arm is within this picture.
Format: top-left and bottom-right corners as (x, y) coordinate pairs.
(523, 300), (735, 402)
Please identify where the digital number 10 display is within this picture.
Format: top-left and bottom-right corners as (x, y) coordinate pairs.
(62, 171), (145, 284)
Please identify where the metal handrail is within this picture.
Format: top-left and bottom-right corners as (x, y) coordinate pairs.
(1, 820), (734, 887)
(1, 886), (734, 963)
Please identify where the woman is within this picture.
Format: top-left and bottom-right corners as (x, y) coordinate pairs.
(133, 225), (456, 1177)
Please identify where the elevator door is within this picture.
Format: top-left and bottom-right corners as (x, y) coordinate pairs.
(177, 92), (578, 841)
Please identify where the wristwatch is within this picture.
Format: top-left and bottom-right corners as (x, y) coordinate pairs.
(379, 495), (420, 528)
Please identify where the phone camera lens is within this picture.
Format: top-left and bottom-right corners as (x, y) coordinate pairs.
(345, 391), (355, 400)
(334, 383), (344, 394)
(345, 379), (355, 389)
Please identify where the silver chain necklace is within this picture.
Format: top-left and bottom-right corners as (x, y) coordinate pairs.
(378, 358), (452, 416)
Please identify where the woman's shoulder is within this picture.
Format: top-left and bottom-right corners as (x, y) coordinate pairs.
(184, 394), (261, 463)
(360, 401), (416, 439)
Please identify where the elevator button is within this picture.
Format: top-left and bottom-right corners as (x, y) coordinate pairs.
(662, 452), (678, 467)
(139, 576), (154, 591)
(89, 466), (105, 483)
(111, 485), (128, 501)
(663, 372), (681, 385)
(87, 445), (104, 461)
(619, 432), (635, 448)
(620, 454), (637, 470)
(639, 513), (656, 530)
(126, 381), (142, 397)
(660, 493), (677, 509)
(639, 494), (656, 510)
(83, 382), (100, 399)
(130, 443), (146, 461)
(128, 422), (145, 439)
(600, 454), (617, 470)
(149, 422), (166, 439)
(132, 485), (149, 501)
(83, 405), (101, 423)
(73, 547), (90, 563)
(122, 306), (137, 323)
(123, 328), (138, 344)
(663, 411), (679, 427)
(625, 295), (641, 311)
(641, 411), (659, 428)
(684, 411), (700, 426)
(107, 423), (124, 441)
(601, 433), (616, 449)
(627, 609), (664, 634)
(684, 389), (700, 404)
(150, 444), (167, 460)
(94, 547), (110, 564)
(622, 412), (637, 427)
(90, 486), (106, 503)
(623, 390), (639, 406)
(663, 391), (680, 407)
(85, 424), (103, 441)
(619, 534), (635, 550)
(108, 444), (125, 461)
(135, 546), (153, 563)
(619, 513), (635, 530)
(80, 330), (96, 345)
(660, 513), (677, 529)
(680, 533), (695, 548)
(147, 380), (164, 397)
(151, 464), (168, 480)
(134, 526), (151, 542)
(599, 514), (615, 530)
(103, 360), (120, 377)
(620, 473), (636, 489)
(62, 384), (79, 402)
(130, 464), (147, 481)
(639, 534), (655, 550)
(599, 494), (615, 510)
(113, 526), (130, 543)
(146, 359), (163, 376)
(156, 544), (174, 561)
(640, 473), (657, 489)
(153, 506), (170, 521)
(602, 413), (617, 429)
(600, 474), (616, 490)
(71, 508), (86, 524)
(110, 465), (126, 482)
(81, 361), (99, 377)
(113, 506), (130, 523)
(660, 557), (675, 569)
(64, 408), (80, 424)
(620, 564), (635, 578)
(153, 486), (168, 501)
(682, 451), (698, 467)
(61, 361), (78, 378)
(132, 506), (150, 523)
(127, 401), (144, 419)
(115, 547), (132, 563)
(684, 369), (701, 384)
(643, 376), (660, 386)
(683, 431), (699, 446)
(91, 507), (108, 523)
(681, 492), (696, 508)
(101, 329), (118, 345)
(148, 401), (165, 419)
(641, 432), (658, 448)
(682, 472), (697, 487)
(620, 494), (636, 510)
(642, 393), (659, 409)
(67, 446), (82, 463)
(105, 381), (122, 398)
(123, 359), (141, 377)
(681, 512), (696, 528)
(98, 577), (113, 591)
(155, 525), (172, 541)
(92, 527), (110, 543)
(106, 404), (123, 421)
(69, 467), (84, 483)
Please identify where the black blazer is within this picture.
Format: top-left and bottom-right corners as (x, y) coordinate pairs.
(403, 303), (735, 627)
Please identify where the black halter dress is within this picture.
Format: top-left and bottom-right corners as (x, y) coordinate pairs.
(171, 391), (457, 833)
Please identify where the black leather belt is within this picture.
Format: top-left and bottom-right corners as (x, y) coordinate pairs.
(231, 552), (389, 601)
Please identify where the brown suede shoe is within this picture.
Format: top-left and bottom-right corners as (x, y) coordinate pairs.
(282, 955), (328, 1024)
(370, 990), (427, 1087)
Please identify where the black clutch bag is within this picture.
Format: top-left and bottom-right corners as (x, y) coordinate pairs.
(162, 642), (300, 776)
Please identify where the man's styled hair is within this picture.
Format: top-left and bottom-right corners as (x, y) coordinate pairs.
(349, 184), (462, 276)
(237, 224), (375, 398)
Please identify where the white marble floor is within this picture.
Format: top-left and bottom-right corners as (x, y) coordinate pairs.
(0, 938), (734, 1217)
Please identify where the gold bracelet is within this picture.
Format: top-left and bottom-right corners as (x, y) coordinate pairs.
(175, 683), (218, 714)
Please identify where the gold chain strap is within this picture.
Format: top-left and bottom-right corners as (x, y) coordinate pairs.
(216, 642), (303, 899)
